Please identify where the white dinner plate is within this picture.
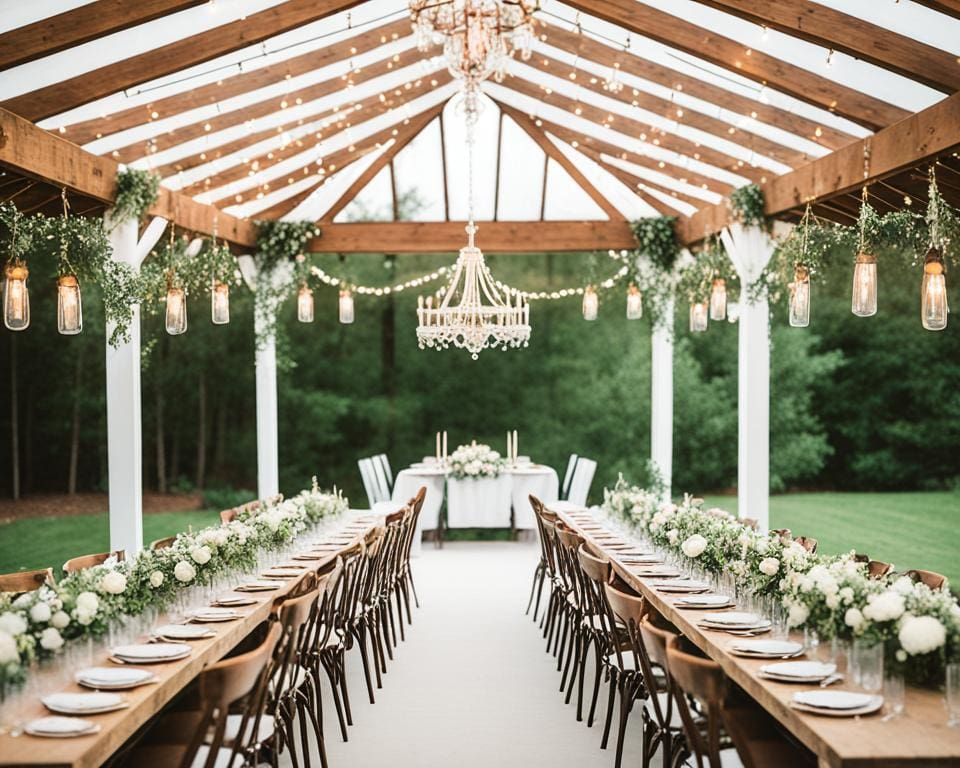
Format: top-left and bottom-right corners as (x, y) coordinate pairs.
(791, 691), (883, 716)
(25, 716), (99, 738)
(188, 607), (241, 623)
(212, 596), (258, 607)
(675, 595), (734, 608)
(701, 612), (763, 626)
(728, 640), (804, 658)
(76, 666), (157, 690)
(153, 623), (216, 640)
(235, 581), (282, 592)
(42, 692), (127, 715)
(111, 642), (192, 663)
(260, 569), (300, 579)
(760, 661), (835, 681)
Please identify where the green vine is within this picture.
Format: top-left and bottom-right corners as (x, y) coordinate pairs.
(730, 183), (766, 227)
(630, 216), (681, 329)
(676, 236), (738, 304)
(112, 169), (160, 225)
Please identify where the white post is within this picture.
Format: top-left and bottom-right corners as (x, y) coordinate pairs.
(721, 224), (776, 530)
(650, 295), (674, 500)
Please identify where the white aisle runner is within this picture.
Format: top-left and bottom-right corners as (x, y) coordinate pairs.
(310, 541), (643, 768)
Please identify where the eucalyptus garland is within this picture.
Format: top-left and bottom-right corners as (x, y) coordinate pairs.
(730, 183), (766, 228)
(630, 216), (681, 329)
(112, 168), (160, 225)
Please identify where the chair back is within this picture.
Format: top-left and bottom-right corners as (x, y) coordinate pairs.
(219, 508), (237, 523)
(375, 453), (393, 489)
(529, 495), (559, 580)
(795, 535), (818, 554)
(666, 638), (727, 768)
(372, 456), (391, 501)
(0, 568), (55, 593)
(566, 457), (597, 507)
(554, 524), (585, 608)
(560, 454), (578, 500)
(905, 569), (948, 590)
(358, 457), (380, 507)
(63, 550), (125, 575)
(150, 535), (177, 550)
(867, 560), (893, 579)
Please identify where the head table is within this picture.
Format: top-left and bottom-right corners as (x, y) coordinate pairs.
(550, 501), (960, 767)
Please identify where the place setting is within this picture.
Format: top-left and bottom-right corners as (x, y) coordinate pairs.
(109, 643), (193, 665)
(672, 593), (735, 610)
(726, 639), (806, 660)
(183, 606), (245, 623)
(652, 578), (713, 594)
(629, 565), (682, 578)
(234, 580), (283, 592)
(42, 691), (129, 716)
(789, 690), (884, 718)
(758, 661), (838, 685)
(151, 623), (217, 641)
(211, 595), (260, 608)
(260, 567), (305, 580)
(23, 716), (102, 740)
(697, 611), (772, 635)
(75, 667), (159, 691)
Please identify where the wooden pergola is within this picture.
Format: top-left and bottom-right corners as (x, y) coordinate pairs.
(1, 0), (959, 549)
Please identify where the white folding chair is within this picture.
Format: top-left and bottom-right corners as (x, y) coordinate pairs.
(560, 454), (578, 500)
(566, 457), (596, 507)
(358, 457), (380, 508)
(371, 457), (391, 503)
(375, 453), (393, 492)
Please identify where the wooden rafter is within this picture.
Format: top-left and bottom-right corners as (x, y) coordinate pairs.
(0, 1), (206, 71)
(495, 77), (769, 183)
(677, 91), (960, 242)
(321, 103), (445, 222)
(497, 101), (622, 219)
(539, 21), (856, 150)
(0, 107), (254, 245)
(561, 0), (910, 130)
(1, 0), (367, 122)
(695, 0), (960, 93)
(111, 47), (429, 165)
(61, 18), (412, 144)
(309, 220), (637, 252)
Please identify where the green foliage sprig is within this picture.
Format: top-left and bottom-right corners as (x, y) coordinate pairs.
(254, 220), (320, 273)
(112, 169), (160, 225)
(630, 216), (679, 272)
(730, 183), (766, 227)
(675, 236), (738, 304)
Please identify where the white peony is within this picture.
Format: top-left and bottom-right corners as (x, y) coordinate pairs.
(149, 571), (165, 588)
(755, 538), (770, 555)
(0, 630), (18, 664)
(29, 602), (52, 624)
(39, 627), (64, 651)
(681, 534), (707, 559)
(863, 591), (905, 623)
(898, 615), (947, 656)
(190, 546), (212, 565)
(51, 610), (70, 629)
(839, 587), (854, 605)
(825, 593), (839, 610)
(76, 592), (99, 614)
(787, 602), (809, 627)
(0, 611), (28, 636)
(666, 529), (679, 545)
(844, 607), (864, 630)
(100, 571), (127, 595)
(892, 576), (914, 596)
(174, 561), (196, 583)
(759, 557), (780, 576)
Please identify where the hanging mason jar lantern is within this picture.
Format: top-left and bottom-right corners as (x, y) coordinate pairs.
(709, 278), (727, 321)
(921, 247), (947, 331)
(727, 301), (740, 324)
(338, 288), (355, 324)
(57, 275), (82, 335)
(3, 259), (30, 331)
(625, 283), (642, 319)
(789, 264), (811, 327)
(165, 271), (187, 335)
(297, 284), (314, 323)
(689, 301), (708, 332)
(582, 285), (598, 321)
(211, 280), (230, 325)
(851, 251), (878, 317)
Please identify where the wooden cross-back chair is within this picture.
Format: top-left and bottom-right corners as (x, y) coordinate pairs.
(221, 494), (283, 524)
(62, 549), (125, 575)
(0, 567), (55, 594)
(526, 494), (558, 622)
(904, 568), (949, 590)
(150, 535), (177, 550)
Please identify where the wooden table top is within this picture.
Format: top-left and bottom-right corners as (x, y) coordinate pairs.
(556, 508), (960, 768)
(0, 515), (380, 768)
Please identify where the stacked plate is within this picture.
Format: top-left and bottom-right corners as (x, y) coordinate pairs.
(674, 594), (734, 609)
(727, 639), (804, 659)
(111, 642), (192, 664)
(619, 554), (664, 564)
(699, 612), (772, 633)
(76, 666), (157, 690)
(212, 596), (258, 607)
(632, 567), (681, 578)
(42, 691), (127, 715)
(260, 568), (301, 579)
(759, 661), (835, 683)
(791, 690), (883, 717)
(153, 623), (216, 641)
(235, 580), (282, 592)
(292, 553), (324, 561)
(653, 579), (712, 593)
(24, 716), (100, 738)
(187, 607), (241, 623)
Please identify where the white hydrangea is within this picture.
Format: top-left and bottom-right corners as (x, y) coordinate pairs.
(100, 571), (127, 595)
(29, 602), (52, 624)
(898, 615), (947, 656)
(839, 587), (854, 605)
(174, 561), (196, 583)
(759, 557), (780, 576)
(50, 610), (70, 629)
(149, 571), (165, 588)
(681, 534), (707, 559)
(190, 546), (212, 565)
(787, 602), (809, 627)
(39, 627), (64, 651)
(863, 591), (906, 623)
(892, 576), (915, 596)
(0, 611), (28, 636)
(75, 592), (99, 614)
(666, 529), (679, 545)
(0, 630), (18, 664)
(844, 607), (864, 630)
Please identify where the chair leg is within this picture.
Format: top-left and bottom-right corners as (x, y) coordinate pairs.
(526, 562), (544, 616)
(352, 625), (377, 704)
(338, 649), (353, 726)
(532, 568), (548, 623)
(322, 654), (350, 742)
(600, 671), (617, 750)
(576, 633), (592, 721)
(555, 608), (569, 665)
(560, 622), (578, 693)
(614, 678), (635, 768)
(295, 696), (315, 768)
(393, 589), (406, 641)
(587, 642), (603, 727)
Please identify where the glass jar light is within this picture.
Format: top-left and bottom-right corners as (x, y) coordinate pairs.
(582, 285), (598, 321)
(709, 278), (727, 321)
(3, 260), (29, 331)
(57, 275), (82, 335)
(211, 281), (230, 325)
(789, 265), (811, 328)
(851, 251), (878, 317)
(297, 285), (314, 323)
(626, 283), (642, 320)
(165, 285), (188, 335)
(689, 301), (708, 332)
(921, 248), (948, 331)
(338, 288), (355, 324)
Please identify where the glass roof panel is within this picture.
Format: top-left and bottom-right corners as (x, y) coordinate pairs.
(337, 164), (394, 222)
(496, 117), (546, 221)
(542, 159), (606, 220)
(392, 117), (446, 221)
(442, 94), (498, 221)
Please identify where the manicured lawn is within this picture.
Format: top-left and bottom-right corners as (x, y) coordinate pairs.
(701, 492), (960, 587)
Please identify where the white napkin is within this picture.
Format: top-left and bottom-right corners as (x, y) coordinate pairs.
(112, 642), (191, 660)
(730, 640), (803, 655)
(76, 666), (154, 686)
(794, 690), (873, 710)
(702, 611), (762, 626)
(43, 692), (123, 712)
(26, 716), (97, 735)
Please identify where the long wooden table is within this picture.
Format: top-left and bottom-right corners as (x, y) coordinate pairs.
(0, 514), (381, 768)
(556, 506), (960, 768)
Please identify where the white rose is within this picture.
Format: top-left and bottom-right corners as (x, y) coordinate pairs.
(39, 627), (64, 651)
(666, 529), (679, 545)
(76, 609), (94, 626)
(0, 612), (28, 636)
(839, 587), (854, 604)
(149, 571), (165, 588)
(863, 591), (905, 623)
(898, 615), (947, 656)
(787, 603), (809, 627)
(844, 607), (864, 630)
(799, 577), (814, 594)
(755, 538), (769, 555)
(825, 593), (839, 610)
(100, 571), (127, 595)
(681, 534), (707, 559)
(76, 592), (99, 614)
(174, 561), (196, 583)
(759, 557), (780, 576)
(51, 610), (70, 629)
(190, 546), (212, 565)
(0, 630), (18, 664)
(29, 602), (52, 624)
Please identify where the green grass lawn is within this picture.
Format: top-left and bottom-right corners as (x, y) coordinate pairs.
(702, 492), (960, 587)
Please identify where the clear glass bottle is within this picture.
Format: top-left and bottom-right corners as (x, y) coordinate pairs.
(57, 274), (82, 335)
(851, 251), (878, 317)
(789, 265), (811, 327)
(3, 260), (29, 331)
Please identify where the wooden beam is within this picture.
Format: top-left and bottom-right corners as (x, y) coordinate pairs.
(561, 0), (909, 130)
(62, 18), (411, 144)
(0, 0), (206, 71)
(1, 0), (366, 122)
(111, 47), (428, 165)
(677, 91), (960, 243)
(497, 100), (623, 220)
(539, 21), (855, 150)
(309, 220), (638, 252)
(694, 0), (960, 93)
(321, 103), (444, 222)
(0, 107), (255, 245)
(910, 1), (960, 21)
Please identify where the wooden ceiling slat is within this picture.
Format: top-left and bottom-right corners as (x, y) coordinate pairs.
(0, 0), (206, 71)
(111, 47), (428, 165)
(497, 76), (770, 184)
(539, 22), (856, 150)
(695, 0), (960, 93)
(560, 0), (910, 130)
(1, 0), (367, 122)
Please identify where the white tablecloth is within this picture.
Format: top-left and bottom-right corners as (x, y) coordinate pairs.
(509, 467), (560, 529)
(447, 475), (513, 528)
(391, 468), (445, 556)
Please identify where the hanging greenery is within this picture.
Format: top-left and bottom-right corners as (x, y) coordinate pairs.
(112, 169), (161, 224)
(630, 216), (679, 272)
(730, 183), (766, 227)
(675, 236), (738, 304)
(254, 220), (321, 273)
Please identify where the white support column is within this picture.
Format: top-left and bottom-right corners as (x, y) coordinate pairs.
(720, 223), (777, 530)
(650, 295), (674, 500)
(105, 215), (167, 554)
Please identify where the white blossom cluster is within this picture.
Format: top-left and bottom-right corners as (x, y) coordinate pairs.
(448, 443), (506, 480)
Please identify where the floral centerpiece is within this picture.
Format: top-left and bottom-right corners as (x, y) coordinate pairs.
(447, 441), (506, 480)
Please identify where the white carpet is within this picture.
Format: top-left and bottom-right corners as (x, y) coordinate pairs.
(308, 540), (644, 768)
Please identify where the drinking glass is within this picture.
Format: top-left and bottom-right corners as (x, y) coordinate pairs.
(856, 642), (884, 694)
(804, 627), (821, 658)
(884, 672), (905, 718)
(947, 663), (960, 728)
(832, 639), (850, 678)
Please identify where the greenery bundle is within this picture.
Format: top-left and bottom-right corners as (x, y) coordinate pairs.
(630, 216), (681, 328)
(730, 183), (766, 227)
(675, 236), (739, 304)
(111, 169), (160, 225)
